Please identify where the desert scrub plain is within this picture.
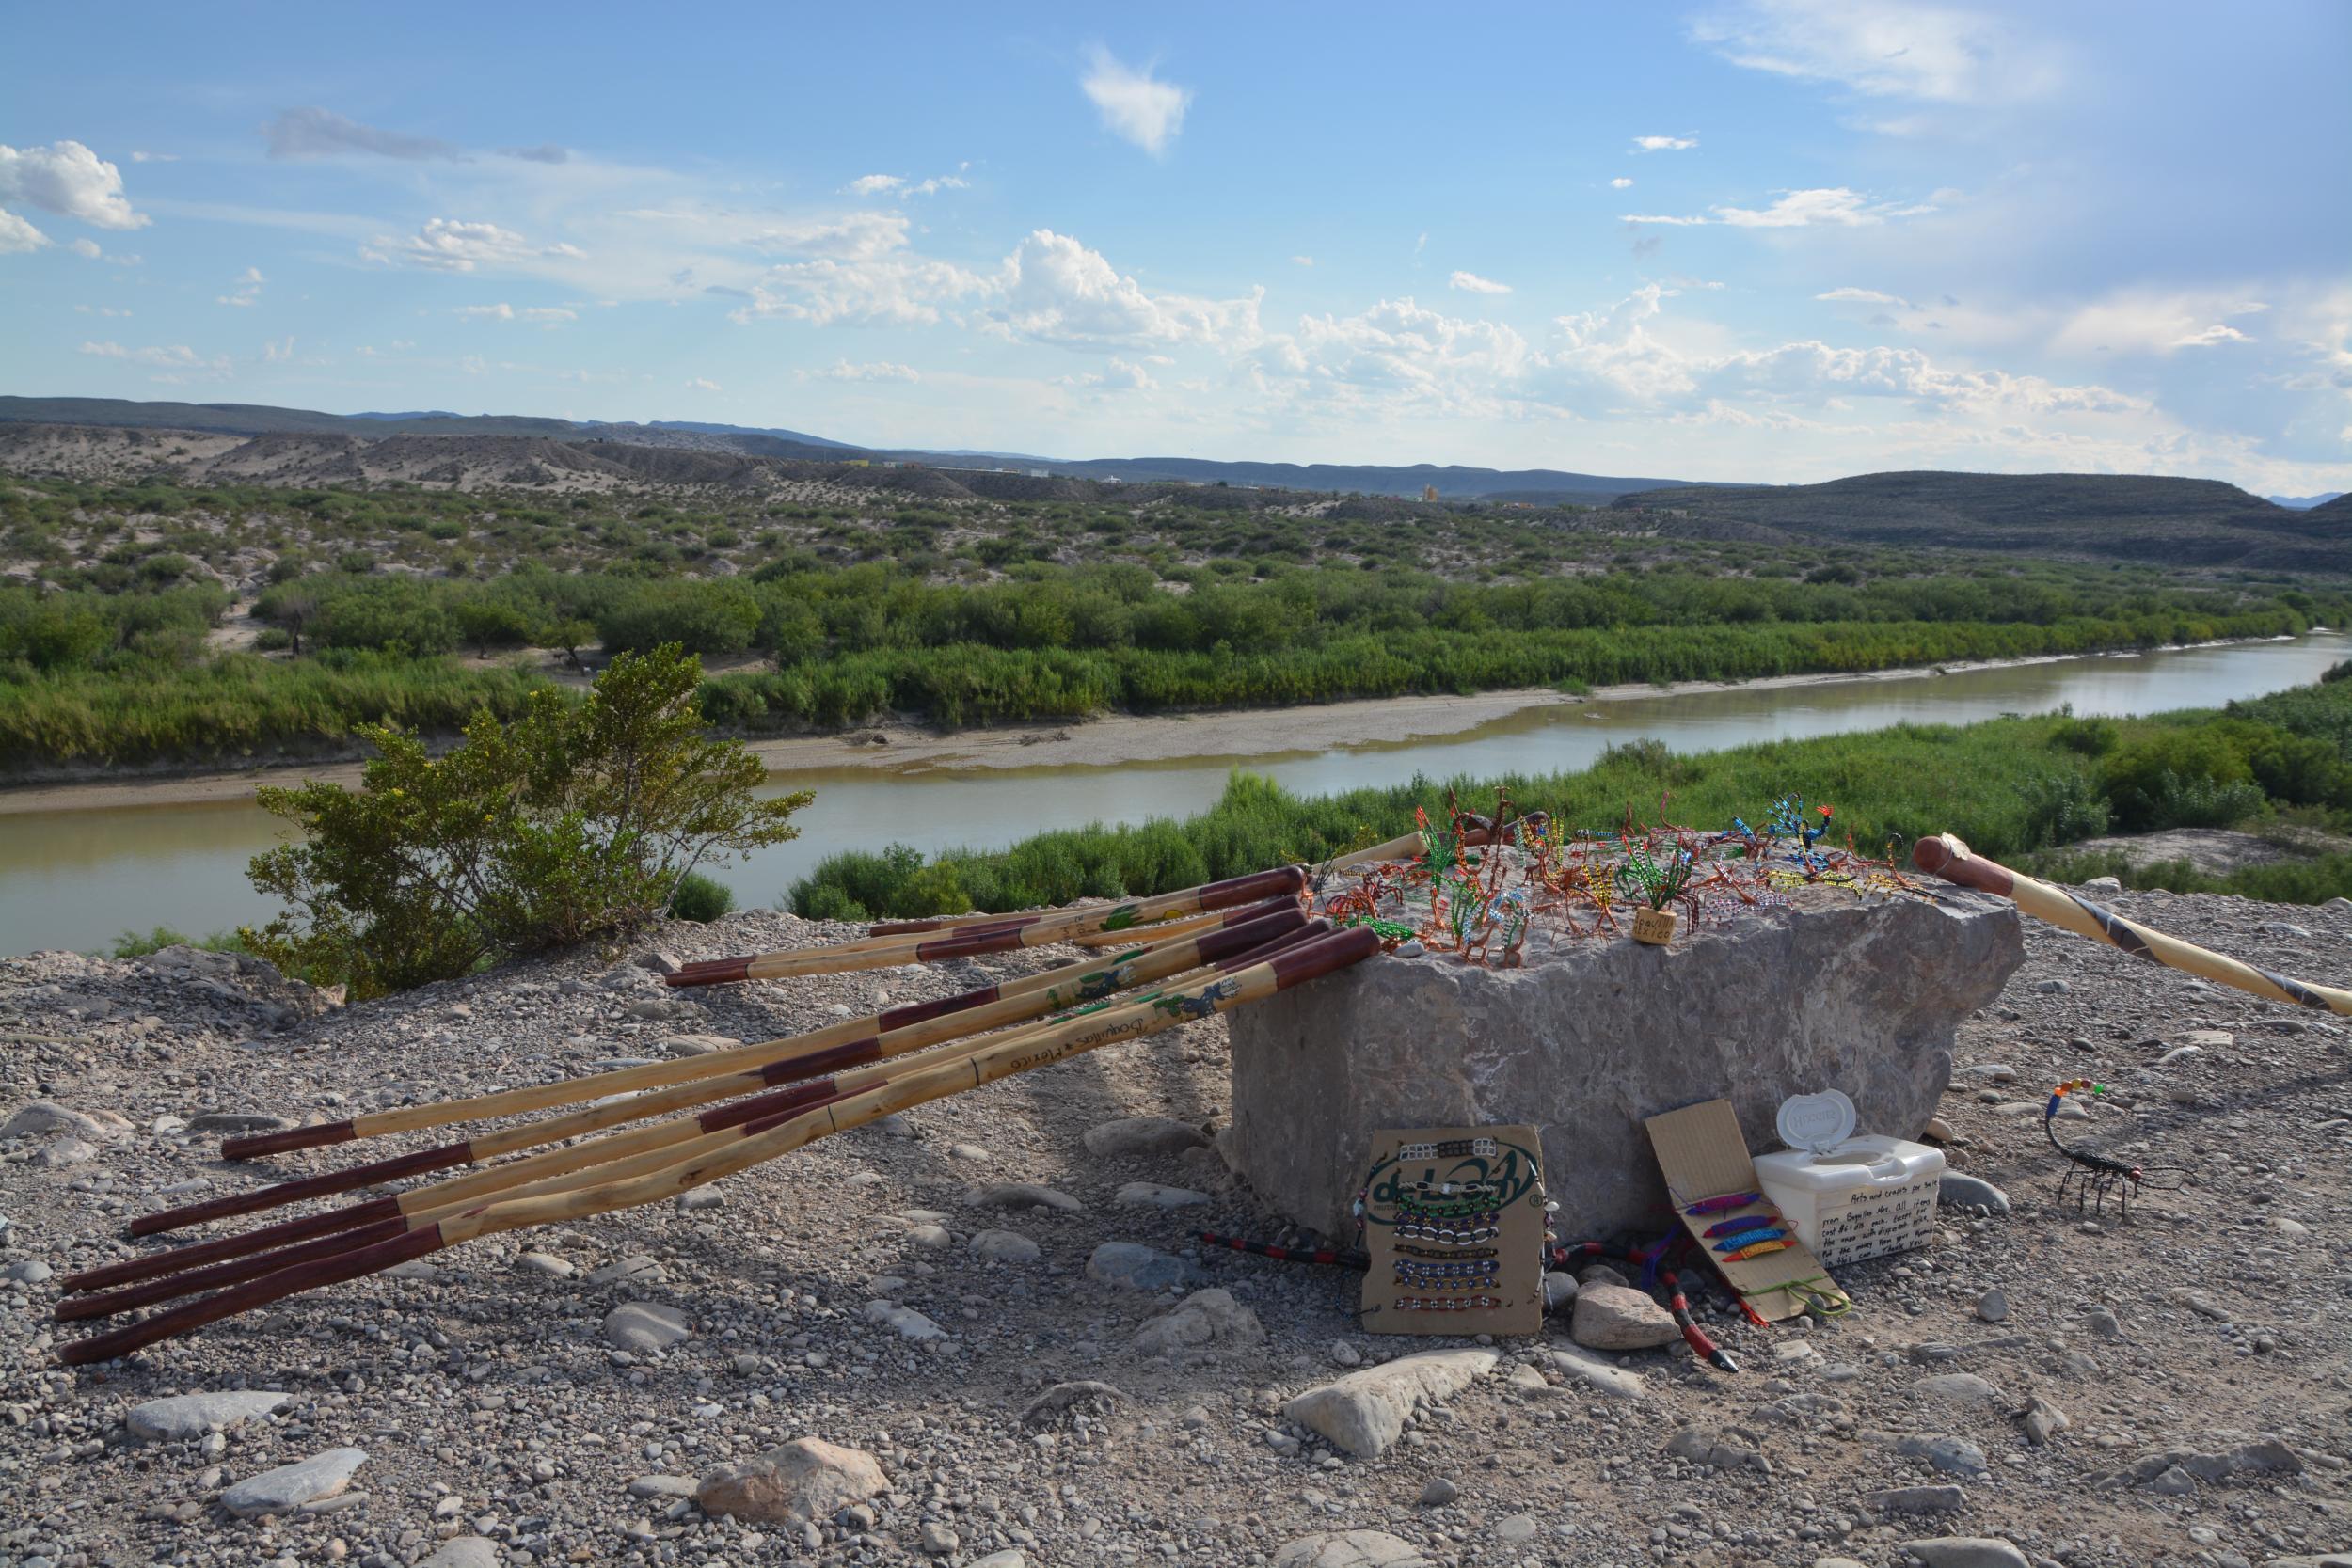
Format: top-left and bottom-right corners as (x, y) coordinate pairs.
(3, 449), (2344, 772)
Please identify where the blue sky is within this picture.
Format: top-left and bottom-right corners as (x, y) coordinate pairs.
(5, 2), (2348, 492)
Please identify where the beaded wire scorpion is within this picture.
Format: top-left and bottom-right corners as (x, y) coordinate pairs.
(2042, 1080), (2188, 1220)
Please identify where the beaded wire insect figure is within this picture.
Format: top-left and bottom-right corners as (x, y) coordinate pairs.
(1766, 798), (1838, 877)
(2042, 1080), (2188, 1221)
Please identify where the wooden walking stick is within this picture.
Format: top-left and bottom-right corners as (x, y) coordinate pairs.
(665, 865), (1307, 986)
(57, 925), (1379, 1364)
(104, 903), (1309, 1246)
(1913, 833), (2352, 1013)
(215, 893), (1303, 1164)
(57, 918), (1337, 1324)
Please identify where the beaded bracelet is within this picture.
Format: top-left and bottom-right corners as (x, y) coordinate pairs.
(1393, 1220), (1501, 1244)
(1393, 1258), (1499, 1283)
(1393, 1196), (1501, 1221)
(1391, 1294), (1502, 1313)
(1398, 1137), (1498, 1161)
(1392, 1243), (1498, 1261)
(1406, 1180), (1500, 1198)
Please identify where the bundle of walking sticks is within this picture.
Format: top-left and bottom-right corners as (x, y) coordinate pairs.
(51, 840), (1446, 1365)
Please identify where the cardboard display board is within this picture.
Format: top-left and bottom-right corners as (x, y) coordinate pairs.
(1645, 1099), (1851, 1323)
(1359, 1124), (1546, 1337)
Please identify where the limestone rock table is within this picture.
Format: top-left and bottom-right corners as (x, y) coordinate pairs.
(1227, 887), (2023, 1241)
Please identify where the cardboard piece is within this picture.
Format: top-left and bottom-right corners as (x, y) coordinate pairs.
(1645, 1098), (1851, 1323)
(1359, 1124), (1546, 1337)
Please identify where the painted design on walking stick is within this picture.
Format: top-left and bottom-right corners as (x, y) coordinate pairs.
(1150, 977), (1242, 1021)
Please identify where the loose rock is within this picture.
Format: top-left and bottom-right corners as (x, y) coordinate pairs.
(1083, 1117), (1209, 1157)
(694, 1437), (888, 1526)
(220, 1448), (369, 1518)
(1085, 1241), (1197, 1291)
(1132, 1288), (1263, 1357)
(602, 1301), (691, 1353)
(1571, 1283), (1679, 1351)
(1272, 1529), (1434, 1568)
(125, 1390), (289, 1441)
(1282, 1348), (1498, 1459)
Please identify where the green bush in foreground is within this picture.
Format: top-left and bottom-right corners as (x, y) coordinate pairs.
(242, 646), (811, 998)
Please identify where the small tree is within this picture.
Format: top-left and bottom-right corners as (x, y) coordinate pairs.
(242, 645), (809, 997)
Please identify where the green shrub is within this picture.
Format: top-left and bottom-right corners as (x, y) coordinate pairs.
(667, 870), (737, 923)
(241, 646), (811, 997)
(2100, 729), (2259, 831)
(104, 926), (247, 958)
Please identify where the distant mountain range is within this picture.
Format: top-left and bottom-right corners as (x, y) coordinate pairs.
(0, 396), (1717, 504)
(2269, 492), (2346, 510)
(3, 395), (2345, 573)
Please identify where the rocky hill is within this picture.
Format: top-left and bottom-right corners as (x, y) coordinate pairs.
(1612, 470), (2345, 573)
(0, 397), (1708, 503)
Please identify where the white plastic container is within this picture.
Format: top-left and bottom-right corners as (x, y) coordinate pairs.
(1752, 1091), (1946, 1266)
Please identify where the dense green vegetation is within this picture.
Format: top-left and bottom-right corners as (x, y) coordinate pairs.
(789, 670), (2352, 919)
(6, 469), (2350, 770)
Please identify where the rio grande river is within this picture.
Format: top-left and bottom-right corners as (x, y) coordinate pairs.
(2, 633), (2344, 957)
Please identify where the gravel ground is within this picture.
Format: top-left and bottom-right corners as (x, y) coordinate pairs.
(2, 888), (2348, 1568)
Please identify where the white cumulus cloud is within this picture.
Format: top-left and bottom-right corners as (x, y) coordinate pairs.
(0, 209), (47, 253)
(992, 229), (1262, 350)
(0, 140), (149, 230)
(1610, 177), (1634, 189)
(1631, 135), (1698, 152)
(217, 266), (264, 307)
(1080, 47), (1192, 155)
(366, 217), (584, 273)
(1449, 271), (1513, 294)
(685, 377), (722, 391)
(845, 171), (968, 198)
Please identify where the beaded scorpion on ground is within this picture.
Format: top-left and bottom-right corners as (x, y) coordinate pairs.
(2042, 1080), (2188, 1221)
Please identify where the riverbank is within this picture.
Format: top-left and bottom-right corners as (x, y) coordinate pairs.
(0, 637), (2290, 816)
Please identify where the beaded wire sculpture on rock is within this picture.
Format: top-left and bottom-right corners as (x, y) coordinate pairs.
(1309, 787), (1925, 967)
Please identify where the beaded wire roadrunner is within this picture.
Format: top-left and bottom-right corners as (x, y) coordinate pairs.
(1311, 788), (1925, 968)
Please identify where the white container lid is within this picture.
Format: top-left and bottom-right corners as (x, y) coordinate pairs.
(1775, 1089), (1857, 1154)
